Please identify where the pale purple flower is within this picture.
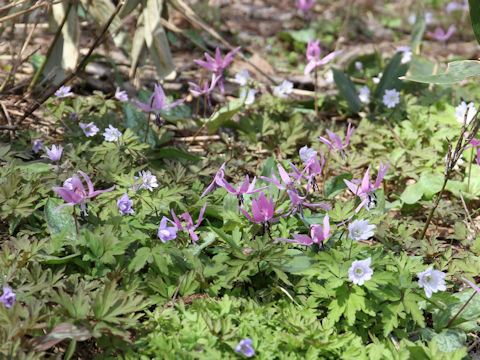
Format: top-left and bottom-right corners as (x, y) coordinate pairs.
(277, 214), (330, 246)
(136, 84), (185, 113)
(462, 277), (480, 294)
(117, 193), (134, 215)
(194, 46), (241, 93)
(103, 125), (122, 142)
(349, 219), (376, 240)
(260, 163), (301, 191)
(201, 162), (235, 198)
(232, 70), (250, 86)
(235, 338), (255, 358)
(69, 113), (78, 121)
(55, 85), (73, 98)
(427, 25), (456, 41)
(240, 87), (258, 105)
(465, 135), (480, 166)
(273, 80), (294, 98)
(446, 0), (468, 13)
(239, 192), (278, 224)
(318, 123), (355, 153)
(170, 203), (207, 244)
(299, 145), (317, 163)
(32, 138), (43, 153)
(418, 266), (446, 298)
(115, 87), (129, 102)
(224, 175), (268, 198)
(296, 0), (314, 11)
(41, 144), (63, 162)
(0, 287), (15, 308)
(383, 89), (400, 108)
(135, 170), (158, 192)
(188, 74), (218, 106)
(158, 216), (177, 242)
(53, 170), (115, 215)
(284, 189), (329, 218)
(79, 122), (100, 137)
(355, 61), (363, 71)
(344, 162), (389, 212)
(63, 177), (73, 190)
(358, 86), (370, 104)
(304, 40), (343, 75)
(455, 101), (476, 125)
(348, 257), (373, 285)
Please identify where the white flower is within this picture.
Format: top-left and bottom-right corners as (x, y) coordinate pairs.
(445, 150), (464, 171)
(408, 14), (416, 25)
(396, 46), (412, 64)
(324, 69), (334, 84)
(232, 70), (250, 86)
(349, 219), (376, 241)
(240, 88), (258, 105)
(383, 89), (400, 109)
(79, 122), (99, 137)
(355, 61), (363, 71)
(418, 266), (446, 298)
(348, 257), (374, 285)
(372, 72), (382, 84)
(455, 101), (476, 125)
(299, 145), (317, 163)
(425, 11), (434, 25)
(358, 85), (370, 104)
(103, 125), (122, 142)
(273, 80), (294, 98)
(63, 177), (73, 190)
(136, 170), (158, 192)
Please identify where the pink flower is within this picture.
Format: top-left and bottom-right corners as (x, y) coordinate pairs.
(41, 144), (63, 162)
(296, 0), (315, 11)
(201, 162), (235, 197)
(318, 123), (355, 153)
(194, 47), (241, 93)
(53, 170), (115, 215)
(170, 203), (207, 245)
(239, 192), (278, 224)
(427, 25), (456, 41)
(344, 163), (389, 212)
(276, 214), (330, 245)
(284, 189), (330, 218)
(188, 74), (218, 106)
(304, 40), (343, 75)
(136, 84), (185, 112)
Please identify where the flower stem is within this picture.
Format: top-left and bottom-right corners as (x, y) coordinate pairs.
(73, 206), (79, 234)
(446, 291), (477, 328)
(314, 67), (318, 115)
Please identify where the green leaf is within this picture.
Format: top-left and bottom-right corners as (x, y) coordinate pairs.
(40, 253), (81, 265)
(404, 60), (480, 84)
(44, 198), (76, 239)
(400, 182), (423, 204)
(418, 172), (444, 199)
(284, 29), (316, 43)
(153, 148), (201, 161)
(470, 0), (480, 46)
(324, 173), (353, 199)
(34, 323), (91, 351)
(333, 69), (362, 113)
(206, 98), (244, 134)
(409, 12), (426, 50)
(280, 249), (314, 274)
(128, 247), (152, 272)
(432, 329), (466, 353)
(17, 162), (54, 174)
(374, 52), (409, 100)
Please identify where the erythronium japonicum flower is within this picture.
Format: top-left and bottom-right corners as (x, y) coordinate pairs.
(349, 219), (376, 241)
(194, 46), (241, 93)
(285, 189), (330, 218)
(418, 266), (446, 298)
(53, 170), (115, 215)
(41, 144), (63, 162)
(188, 74), (218, 106)
(79, 122), (100, 137)
(296, 0), (314, 12)
(117, 193), (134, 215)
(427, 25), (456, 41)
(348, 257), (373, 285)
(304, 40), (343, 75)
(201, 162), (235, 198)
(55, 85), (74, 98)
(115, 87), (129, 102)
(299, 145), (317, 163)
(239, 192), (279, 224)
(158, 216), (178, 242)
(0, 287), (15, 308)
(318, 123), (355, 154)
(344, 162), (389, 212)
(171, 203), (207, 245)
(223, 175), (268, 204)
(260, 163), (303, 191)
(276, 213), (330, 246)
(235, 338), (255, 358)
(383, 89), (400, 108)
(137, 83), (185, 113)
(462, 277), (480, 294)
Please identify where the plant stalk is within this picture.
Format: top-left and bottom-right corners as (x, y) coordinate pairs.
(446, 291), (477, 328)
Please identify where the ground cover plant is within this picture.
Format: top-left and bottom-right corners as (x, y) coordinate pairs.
(4, 0), (480, 358)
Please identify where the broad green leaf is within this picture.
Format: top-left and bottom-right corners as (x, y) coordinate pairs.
(281, 249), (314, 274)
(333, 69), (362, 113)
(409, 12), (426, 50)
(400, 182), (423, 204)
(205, 98), (245, 134)
(153, 148), (201, 161)
(470, 0), (480, 46)
(128, 247), (152, 272)
(418, 172), (444, 199)
(404, 60), (480, 84)
(44, 198), (76, 239)
(324, 173), (353, 199)
(39, 253), (81, 265)
(432, 329), (466, 353)
(17, 162), (54, 174)
(281, 29), (316, 43)
(34, 323), (91, 351)
(374, 52), (409, 100)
